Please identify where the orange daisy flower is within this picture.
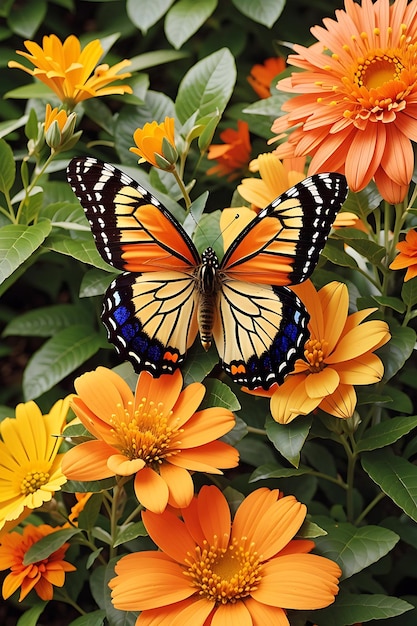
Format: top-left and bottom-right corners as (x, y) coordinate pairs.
(61, 367), (238, 514)
(0, 524), (76, 602)
(8, 34), (132, 109)
(265, 280), (391, 423)
(109, 486), (341, 625)
(247, 56), (286, 99)
(130, 116), (178, 170)
(389, 228), (417, 280)
(207, 120), (251, 180)
(271, 0), (417, 204)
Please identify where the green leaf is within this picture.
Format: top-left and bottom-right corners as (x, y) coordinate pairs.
(298, 520), (327, 539)
(182, 341), (220, 384)
(333, 230), (386, 266)
(78, 494), (104, 531)
(23, 325), (102, 399)
(193, 209), (222, 259)
(175, 48), (236, 125)
(402, 277), (417, 308)
(24, 528), (81, 565)
(3, 303), (92, 337)
(199, 378), (241, 412)
(0, 114), (29, 139)
(377, 322), (416, 381)
(265, 414), (312, 467)
(312, 517), (399, 579)
(0, 221), (52, 283)
(312, 592), (413, 625)
(343, 181), (382, 218)
(4, 82), (55, 100)
(231, 0), (285, 27)
(371, 295), (406, 313)
(113, 522), (147, 547)
(183, 191), (209, 241)
(103, 559), (138, 626)
(165, 0), (218, 49)
(321, 238), (359, 268)
(16, 602), (48, 626)
(356, 415), (417, 452)
(62, 478), (116, 493)
(0, 137), (16, 193)
(45, 234), (114, 271)
(243, 94), (288, 117)
(79, 268), (115, 298)
(250, 462), (312, 482)
(126, 0), (174, 33)
(68, 611), (106, 626)
(129, 49), (188, 72)
(7, 0), (46, 38)
(362, 449), (417, 522)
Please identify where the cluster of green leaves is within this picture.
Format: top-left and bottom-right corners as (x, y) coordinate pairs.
(1, 1), (417, 626)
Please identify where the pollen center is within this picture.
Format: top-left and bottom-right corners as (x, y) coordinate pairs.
(355, 53), (404, 90)
(110, 399), (178, 465)
(304, 338), (328, 372)
(21, 470), (50, 494)
(184, 536), (262, 604)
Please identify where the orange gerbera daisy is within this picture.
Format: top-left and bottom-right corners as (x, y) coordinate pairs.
(247, 56), (286, 99)
(8, 34), (132, 109)
(130, 116), (178, 170)
(61, 367), (238, 514)
(271, 0), (417, 203)
(109, 486), (341, 625)
(389, 228), (417, 280)
(0, 398), (70, 531)
(207, 120), (251, 180)
(265, 280), (390, 423)
(0, 524), (76, 601)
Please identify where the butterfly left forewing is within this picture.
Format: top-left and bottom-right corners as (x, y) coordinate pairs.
(67, 157), (200, 273)
(221, 173), (348, 286)
(213, 280), (309, 389)
(103, 270), (199, 375)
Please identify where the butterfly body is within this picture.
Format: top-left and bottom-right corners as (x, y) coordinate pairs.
(67, 157), (348, 390)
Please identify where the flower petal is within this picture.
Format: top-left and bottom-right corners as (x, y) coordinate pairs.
(159, 463), (194, 509)
(134, 466), (169, 513)
(270, 374), (320, 424)
(61, 440), (117, 480)
(244, 597), (289, 626)
(142, 509), (196, 563)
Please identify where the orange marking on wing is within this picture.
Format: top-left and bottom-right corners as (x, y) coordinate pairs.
(231, 363), (246, 375)
(163, 351), (179, 363)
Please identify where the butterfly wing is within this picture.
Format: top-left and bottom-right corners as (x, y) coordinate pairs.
(214, 173), (348, 389)
(103, 271), (199, 374)
(213, 280), (309, 389)
(67, 157), (201, 375)
(67, 157), (200, 272)
(221, 173), (348, 285)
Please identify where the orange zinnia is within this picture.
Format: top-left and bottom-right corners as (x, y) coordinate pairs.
(207, 120), (251, 180)
(61, 367), (238, 514)
(389, 228), (417, 280)
(130, 116), (177, 170)
(265, 280), (391, 423)
(0, 524), (76, 601)
(109, 486), (341, 625)
(8, 34), (132, 109)
(247, 56), (286, 99)
(271, 0), (417, 204)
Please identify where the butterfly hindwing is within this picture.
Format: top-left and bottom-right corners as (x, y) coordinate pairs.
(67, 157), (199, 273)
(102, 270), (199, 375)
(213, 280), (309, 389)
(221, 173), (348, 286)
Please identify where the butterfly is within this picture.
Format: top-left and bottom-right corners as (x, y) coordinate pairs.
(67, 157), (348, 390)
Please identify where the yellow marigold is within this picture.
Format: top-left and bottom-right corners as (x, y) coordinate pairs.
(130, 116), (177, 170)
(265, 280), (391, 423)
(61, 367), (238, 514)
(271, 0), (417, 204)
(0, 524), (76, 601)
(389, 228), (417, 281)
(8, 34), (132, 109)
(247, 56), (286, 99)
(109, 486), (341, 625)
(0, 398), (70, 531)
(207, 120), (251, 180)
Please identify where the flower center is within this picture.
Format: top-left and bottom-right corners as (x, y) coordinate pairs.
(110, 400), (178, 465)
(304, 338), (328, 373)
(184, 536), (262, 604)
(355, 52), (404, 90)
(20, 470), (50, 494)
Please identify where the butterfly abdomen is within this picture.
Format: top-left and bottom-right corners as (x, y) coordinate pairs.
(197, 248), (220, 351)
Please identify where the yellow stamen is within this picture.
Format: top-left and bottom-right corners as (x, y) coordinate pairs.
(109, 399), (180, 465)
(21, 470), (50, 494)
(184, 536), (262, 604)
(304, 338), (328, 372)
